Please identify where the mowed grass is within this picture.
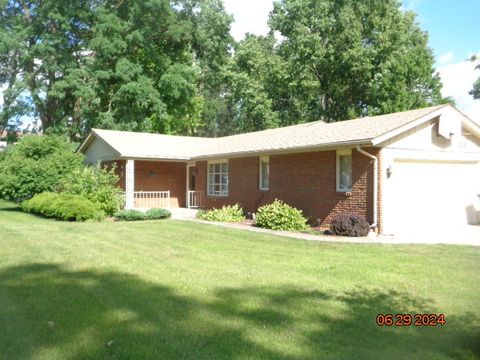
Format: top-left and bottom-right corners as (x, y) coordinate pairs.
(0, 199), (479, 360)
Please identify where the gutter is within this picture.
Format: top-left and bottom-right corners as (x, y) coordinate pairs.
(191, 139), (372, 161)
(356, 145), (378, 230)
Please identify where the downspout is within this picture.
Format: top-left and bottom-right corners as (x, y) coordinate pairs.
(356, 145), (377, 231)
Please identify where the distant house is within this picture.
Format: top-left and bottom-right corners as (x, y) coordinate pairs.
(0, 130), (42, 151)
(79, 104), (480, 235)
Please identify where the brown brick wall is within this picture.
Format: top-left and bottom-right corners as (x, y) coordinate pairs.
(194, 148), (380, 227)
(104, 160), (186, 208)
(134, 161), (186, 207)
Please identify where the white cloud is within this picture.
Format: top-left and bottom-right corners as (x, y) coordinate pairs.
(437, 51), (455, 66)
(437, 58), (480, 122)
(401, 0), (425, 11)
(224, 0), (274, 41)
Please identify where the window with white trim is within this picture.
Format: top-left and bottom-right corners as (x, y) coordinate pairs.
(259, 156), (269, 190)
(207, 161), (228, 196)
(336, 149), (352, 192)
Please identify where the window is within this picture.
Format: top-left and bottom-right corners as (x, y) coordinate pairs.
(336, 149), (352, 192)
(259, 156), (269, 190)
(207, 161), (228, 196)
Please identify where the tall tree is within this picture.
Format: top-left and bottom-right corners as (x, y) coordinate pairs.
(54, 0), (203, 139)
(0, 0), (94, 135)
(222, 34), (283, 133)
(0, 0), (234, 139)
(175, 0), (234, 136)
(265, 0), (445, 122)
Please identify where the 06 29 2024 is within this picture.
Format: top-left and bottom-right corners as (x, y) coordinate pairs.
(376, 313), (446, 326)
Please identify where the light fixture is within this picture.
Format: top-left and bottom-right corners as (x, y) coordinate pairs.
(387, 166), (393, 178)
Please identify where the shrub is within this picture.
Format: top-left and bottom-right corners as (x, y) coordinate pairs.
(146, 208), (171, 220)
(115, 208), (172, 221)
(59, 164), (123, 215)
(0, 135), (83, 202)
(21, 192), (103, 221)
(329, 214), (370, 237)
(197, 204), (244, 222)
(21, 192), (59, 217)
(114, 209), (147, 221)
(255, 199), (307, 231)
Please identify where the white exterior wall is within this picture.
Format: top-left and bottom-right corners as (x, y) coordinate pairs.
(125, 159), (135, 209)
(83, 138), (119, 164)
(380, 113), (480, 235)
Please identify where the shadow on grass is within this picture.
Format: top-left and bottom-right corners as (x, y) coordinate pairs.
(0, 264), (478, 359)
(0, 204), (22, 212)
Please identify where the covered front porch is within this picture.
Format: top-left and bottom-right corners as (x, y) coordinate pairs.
(122, 159), (205, 210)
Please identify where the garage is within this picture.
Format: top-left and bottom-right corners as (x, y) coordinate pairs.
(382, 159), (480, 236)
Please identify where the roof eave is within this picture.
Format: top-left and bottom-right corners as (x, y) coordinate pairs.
(77, 129), (122, 157)
(191, 139), (374, 160)
(119, 155), (191, 162)
(371, 104), (452, 146)
(76, 132), (94, 153)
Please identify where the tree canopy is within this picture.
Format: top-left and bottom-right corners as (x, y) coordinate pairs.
(470, 55), (480, 100)
(267, 0), (445, 123)
(0, 0), (233, 139)
(1, 0), (448, 139)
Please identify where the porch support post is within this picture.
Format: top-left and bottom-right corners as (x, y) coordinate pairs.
(125, 159), (135, 209)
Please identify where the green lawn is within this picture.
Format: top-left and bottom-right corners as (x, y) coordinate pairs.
(0, 199), (479, 360)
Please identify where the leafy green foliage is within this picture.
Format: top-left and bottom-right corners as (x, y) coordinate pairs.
(219, 0), (446, 130)
(254, 199), (307, 231)
(197, 204), (244, 222)
(21, 192), (103, 221)
(0, 136), (83, 202)
(114, 208), (171, 221)
(59, 164), (123, 216)
(330, 214), (370, 237)
(0, 0), (234, 139)
(222, 35), (283, 133)
(269, 0), (447, 121)
(0, 0), (450, 138)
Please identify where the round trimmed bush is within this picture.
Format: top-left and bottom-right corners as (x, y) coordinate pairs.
(145, 208), (171, 220)
(255, 199), (307, 231)
(329, 214), (370, 237)
(21, 192), (103, 221)
(0, 135), (83, 202)
(21, 192), (59, 217)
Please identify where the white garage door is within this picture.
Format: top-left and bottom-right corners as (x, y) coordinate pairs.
(384, 160), (480, 236)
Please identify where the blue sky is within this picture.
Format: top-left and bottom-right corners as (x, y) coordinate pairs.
(404, 0), (479, 65)
(224, 0), (480, 120)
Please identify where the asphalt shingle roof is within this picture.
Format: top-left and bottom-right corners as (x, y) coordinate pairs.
(86, 104), (454, 160)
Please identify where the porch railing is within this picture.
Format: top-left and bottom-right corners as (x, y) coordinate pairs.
(187, 190), (205, 209)
(123, 191), (171, 209)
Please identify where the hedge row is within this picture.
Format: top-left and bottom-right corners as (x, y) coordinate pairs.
(114, 208), (171, 221)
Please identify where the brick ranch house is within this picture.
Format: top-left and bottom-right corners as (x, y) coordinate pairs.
(79, 104), (480, 235)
